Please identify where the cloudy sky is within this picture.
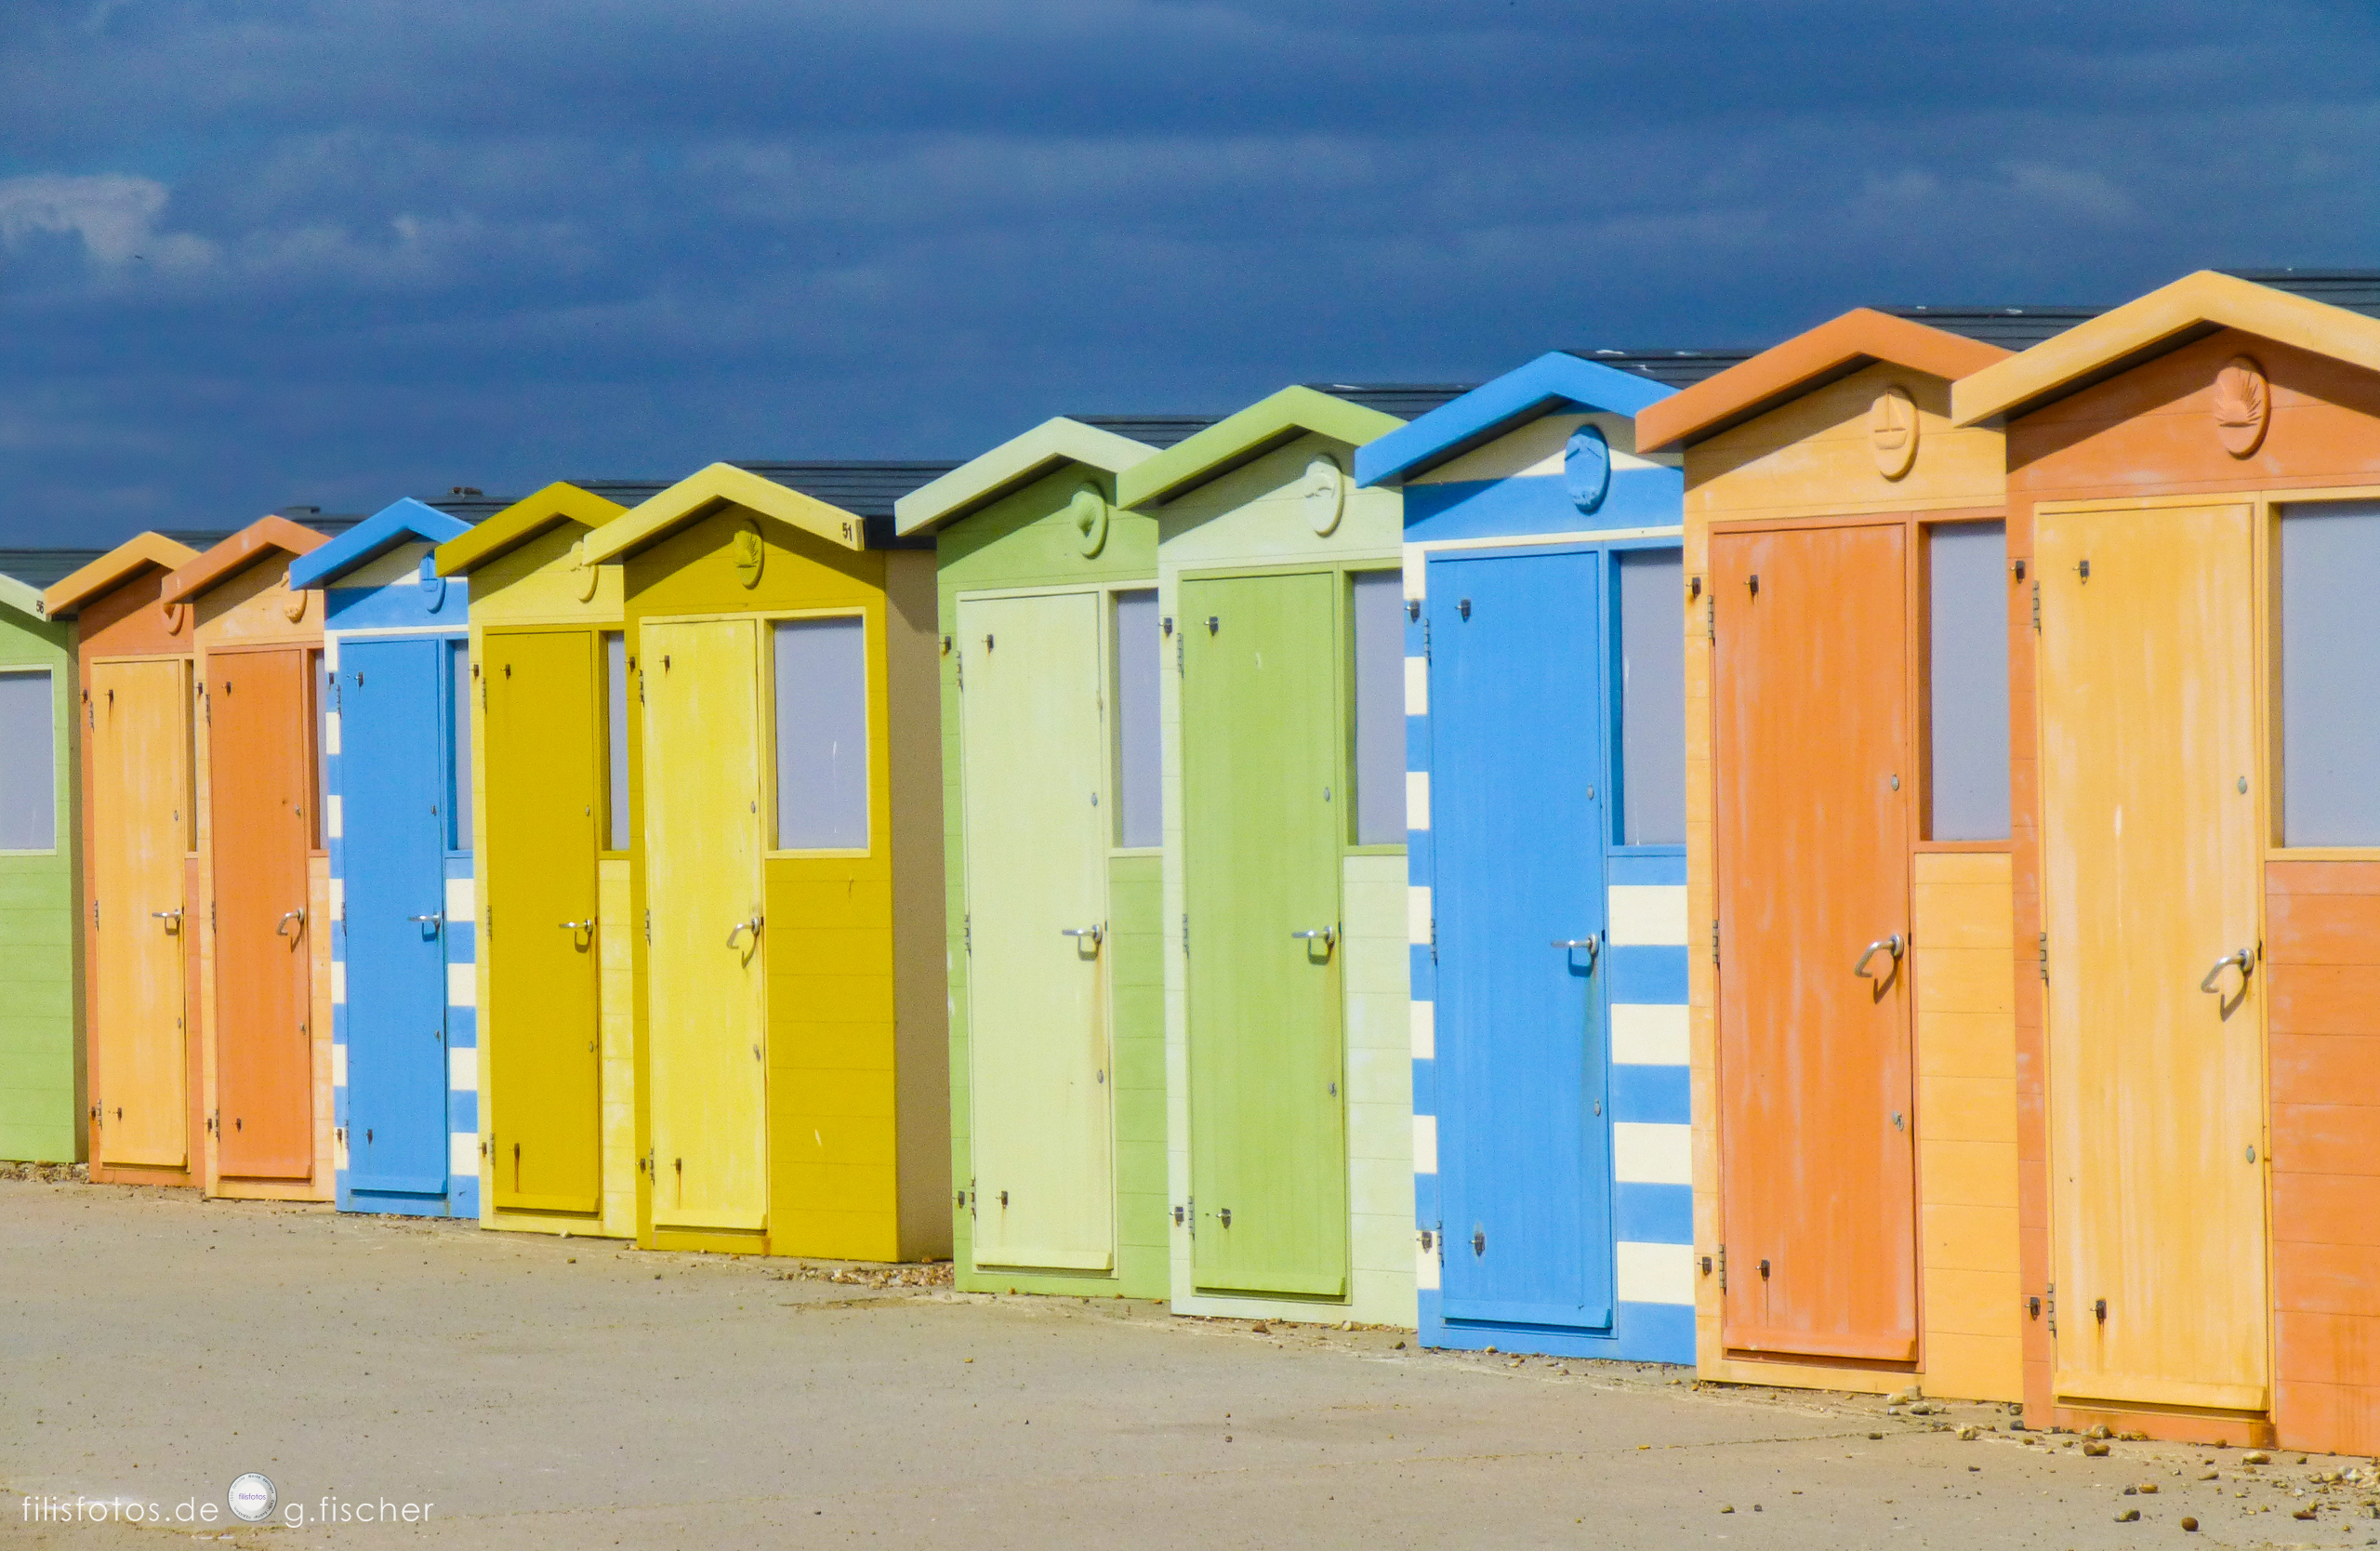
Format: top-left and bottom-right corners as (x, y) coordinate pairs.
(4, 1), (2377, 546)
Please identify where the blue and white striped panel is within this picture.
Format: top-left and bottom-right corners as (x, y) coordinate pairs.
(443, 865), (479, 1219)
(1606, 856), (1693, 1323)
(1401, 558), (1441, 1297)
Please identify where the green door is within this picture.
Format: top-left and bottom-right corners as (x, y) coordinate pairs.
(483, 630), (603, 1213)
(1181, 571), (1347, 1297)
(959, 591), (1114, 1270)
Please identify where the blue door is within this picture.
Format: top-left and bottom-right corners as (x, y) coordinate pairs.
(341, 637), (450, 1203)
(1431, 549), (1613, 1330)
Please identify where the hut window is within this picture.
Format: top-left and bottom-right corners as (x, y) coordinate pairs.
(1924, 522), (2011, 842)
(1351, 570), (1406, 845)
(2280, 500), (2380, 845)
(447, 640), (472, 852)
(773, 616), (868, 850)
(603, 631), (629, 851)
(0, 669), (55, 851)
(1617, 549), (1686, 846)
(1113, 589), (1160, 848)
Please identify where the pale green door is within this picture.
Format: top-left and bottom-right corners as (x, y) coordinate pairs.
(959, 591), (1114, 1270)
(1181, 571), (1347, 1297)
(642, 618), (768, 1233)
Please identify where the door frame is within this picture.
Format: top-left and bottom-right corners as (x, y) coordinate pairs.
(1704, 507), (2006, 1371)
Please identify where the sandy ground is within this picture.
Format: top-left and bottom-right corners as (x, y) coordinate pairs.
(2, 1175), (2375, 1549)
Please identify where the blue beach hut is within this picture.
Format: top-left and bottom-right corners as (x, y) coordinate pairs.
(286, 497), (484, 1217)
(1355, 350), (1739, 1361)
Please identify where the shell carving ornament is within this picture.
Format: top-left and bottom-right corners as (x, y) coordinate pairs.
(280, 585), (308, 623)
(1869, 386), (1920, 480)
(2212, 355), (2269, 457)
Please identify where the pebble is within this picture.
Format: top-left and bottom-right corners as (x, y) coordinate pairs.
(2294, 1507), (2318, 1521)
(1719, 1505), (1734, 1514)
(2115, 1507), (2139, 1522)
(2179, 1516), (2199, 1531)
(1957, 1425), (1978, 1441)
(2244, 1450), (2272, 1465)
(2084, 1441), (2111, 1457)
(2135, 1482), (2158, 1494)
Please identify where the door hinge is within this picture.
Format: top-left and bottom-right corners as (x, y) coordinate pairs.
(954, 649), (962, 692)
(2037, 931), (2048, 984)
(2030, 578), (2041, 633)
(1429, 915), (1437, 966)
(643, 908), (652, 945)
(1175, 632), (1183, 677)
(1712, 919), (1721, 966)
(210, 900), (217, 934)
(1421, 616), (1432, 663)
(1716, 1243), (1726, 1291)
(1705, 595), (1716, 643)
(2045, 1281), (2056, 1337)
(963, 912), (972, 956)
(637, 669), (645, 705)
(91, 900), (99, 928)
(1181, 912), (1189, 955)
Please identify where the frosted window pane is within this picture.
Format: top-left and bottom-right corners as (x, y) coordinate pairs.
(2281, 501), (2380, 845)
(604, 632), (629, 851)
(0, 670), (54, 851)
(774, 616), (869, 850)
(1620, 549), (1686, 845)
(1926, 522), (2010, 842)
(449, 641), (472, 851)
(1353, 570), (1407, 845)
(1114, 590), (1160, 848)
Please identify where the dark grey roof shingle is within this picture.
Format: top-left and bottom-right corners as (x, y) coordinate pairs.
(0, 550), (105, 590)
(1873, 305), (2106, 348)
(728, 461), (962, 550)
(1066, 415), (1222, 450)
(1558, 349), (1756, 387)
(1301, 383), (1478, 418)
(2222, 270), (2380, 318)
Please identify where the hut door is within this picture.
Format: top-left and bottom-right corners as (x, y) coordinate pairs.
(2037, 504), (2268, 1412)
(959, 591), (1114, 1270)
(483, 630), (602, 1213)
(209, 646), (317, 1181)
(1712, 524), (1916, 1361)
(1181, 571), (1348, 1298)
(338, 638), (450, 1200)
(1430, 550), (1614, 1330)
(89, 659), (192, 1170)
(642, 618), (768, 1234)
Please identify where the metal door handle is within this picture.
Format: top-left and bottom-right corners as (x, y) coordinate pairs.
(558, 919), (597, 933)
(1291, 928), (1336, 951)
(1061, 926), (1104, 948)
(725, 914), (763, 949)
(1552, 938), (1599, 969)
(275, 908), (307, 937)
(2200, 948), (2254, 994)
(1853, 934), (1904, 977)
(151, 908), (182, 920)
(408, 913), (443, 925)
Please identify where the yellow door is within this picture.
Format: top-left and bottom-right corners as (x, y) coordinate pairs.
(959, 591), (1114, 1270)
(89, 659), (191, 1169)
(2038, 502), (2268, 1413)
(642, 618), (768, 1233)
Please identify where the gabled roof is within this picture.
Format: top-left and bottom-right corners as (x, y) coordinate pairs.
(894, 418), (1175, 536)
(1637, 309), (2020, 454)
(434, 481), (660, 576)
(582, 462), (945, 564)
(1117, 385), (1418, 509)
(1954, 271), (2380, 426)
(158, 515), (332, 605)
(43, 532), (205, 618)
(285, 497), (474, 591)
(1358, 351), (1711, 488)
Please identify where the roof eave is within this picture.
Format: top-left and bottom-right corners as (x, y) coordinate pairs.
(285, 499), (472, 591)
(892, 418), (1160, 536)
(158, 516), (333, 606)
(580, 463), (868, 565)
(1637, 309), (2010, 454)
(1355, 352), (1677, 487)
(39, 533), (204, 618)
(1952, 271), (2380, 426)
(1117, 387), (1407, 509)
(435, 483), (629, 577)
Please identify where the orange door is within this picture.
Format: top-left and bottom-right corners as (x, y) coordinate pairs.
(1712, 524), (1917, 1361)
(208, 647), (315, 1181)
(89, 659), (193, 1170)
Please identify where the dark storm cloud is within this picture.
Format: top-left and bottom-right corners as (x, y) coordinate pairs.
(2, 1), (2377, 543)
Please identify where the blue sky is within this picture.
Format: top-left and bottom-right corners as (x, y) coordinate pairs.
(4, 1), (2377, 546)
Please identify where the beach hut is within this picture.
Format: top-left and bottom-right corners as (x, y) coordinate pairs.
(285, 498), (485, 1217)
(892, 415), (1213, 1298)
(1355, 350), (1742, 1359)
(1116, 382), (1468, 1328)
(159, 516), (340, 1200)
(433, 481), (662, 1239)
(0, 550), (97, 1164)
(44, 535), (217, 1184)
(1635, 305), (2093, 1401)
(1951, 271), (2380, 1451)
(580, 461), (957, 1261)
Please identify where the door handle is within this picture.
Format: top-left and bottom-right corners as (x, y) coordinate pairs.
(725, 914), (763, 950)
(557, 918), (597, 933)
(152, 908), (183, 934)
(408, 913), (443, 929)
(1853, 934), (1904, 978)
(276, 908), (307, 937)
(1551, 938), (1599, 970)
(1061, 925), (1104, 948)
(1291, 927), (1336, 952)
(2200, 948), (2254, 995)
